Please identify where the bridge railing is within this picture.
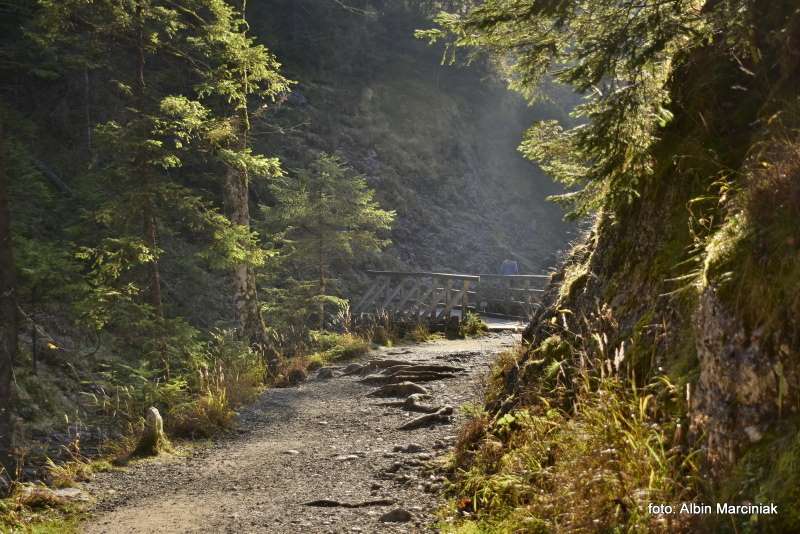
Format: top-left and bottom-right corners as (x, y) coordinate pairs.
(476, 274), (549, 320)
(353, 270), (550, 322)
(353, 271), (480, 322)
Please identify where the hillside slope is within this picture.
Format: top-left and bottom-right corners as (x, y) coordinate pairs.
(249, 1), (574, 274)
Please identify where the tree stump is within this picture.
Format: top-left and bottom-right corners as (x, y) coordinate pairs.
(134, 407), (168, 457)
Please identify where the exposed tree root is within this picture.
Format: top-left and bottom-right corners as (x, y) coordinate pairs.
(360, 372), (456, 386)
(366, 381), (430, 398)
(377, 394), (440, 413)
(397, 406), (454, 430)
(303, 499), (396, 508)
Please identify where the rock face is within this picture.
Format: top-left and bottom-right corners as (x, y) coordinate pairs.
(692, 288), (797, 469)
(134, 407), (167, 457)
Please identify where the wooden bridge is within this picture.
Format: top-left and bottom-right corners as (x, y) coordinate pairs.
(352, 270), (550, 327)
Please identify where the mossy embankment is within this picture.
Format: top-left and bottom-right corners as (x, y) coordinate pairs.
(441, 3), (800, 533)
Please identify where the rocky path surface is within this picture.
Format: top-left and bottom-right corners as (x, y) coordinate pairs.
(82, 334), (518, 534)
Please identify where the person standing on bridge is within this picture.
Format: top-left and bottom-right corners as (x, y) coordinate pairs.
(499, 259), (519, 275)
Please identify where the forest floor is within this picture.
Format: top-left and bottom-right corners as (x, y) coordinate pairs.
(79, 333), (518, 534)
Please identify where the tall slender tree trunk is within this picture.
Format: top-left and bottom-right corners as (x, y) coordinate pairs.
(143, 201), (163, 319)
(135, 4), (163, 321)
(84, 66), (92, 154)
(223, 163), (268, 347)
(318, 233), (326, 331)
(0, 119), (18, 489)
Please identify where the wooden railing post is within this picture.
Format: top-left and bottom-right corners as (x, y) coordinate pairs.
(460, 278), (469, 322)
(429, 276), (440, 320)
(441, 278), (454, 319)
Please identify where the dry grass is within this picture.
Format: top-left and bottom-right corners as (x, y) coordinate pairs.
(272, 331), (371, 387)
(459, 313), (488, 338)
(0, 483), (84, 533)
(446, 374), (699, 533)
(45, 459), (93, 489)
(484, 347), (525, 406)
(406, 323), (435, 343)
(452, 405), (492, 470)
(168, 363), (237, 437)
(443, 307), (700, 533)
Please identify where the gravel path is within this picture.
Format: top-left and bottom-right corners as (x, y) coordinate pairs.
(81, 334), (517, 534)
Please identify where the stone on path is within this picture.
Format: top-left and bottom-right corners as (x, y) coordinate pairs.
(379, 508), (413, 522)
(53, 487), (91, 502)
(303, 498), (395, 508)
(393, 443), (424, 453)
(342, 363), (364, 375)
(317, 367), (337, 379)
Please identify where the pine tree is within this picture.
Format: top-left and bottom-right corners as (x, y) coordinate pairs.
(190, 0), (291, 357)
(29, 1), (277, 372)
(267, 153), (394, 330)
(419, 0), (711, 217)
(34, 1), (184, 325)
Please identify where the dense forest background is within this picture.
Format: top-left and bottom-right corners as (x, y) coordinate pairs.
(248, 0), (574, 274)
(0, 0), (572, 499)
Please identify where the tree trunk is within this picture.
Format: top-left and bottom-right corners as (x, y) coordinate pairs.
(143, 202), (163, 319)
(318, 233), (326, 331)
(0, 119), (18, 489)
(223, 164), (271, 357)
(84, 66), (92, 153)
(135, 5), (163, 322)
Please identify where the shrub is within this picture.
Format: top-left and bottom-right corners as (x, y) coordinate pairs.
(459, 312), (488, 338)
(406, 322), (436, 343)
(372, 325), (391, 345)
(168, 362), (236, 437)
(309, 331), (370, 361)
(274, 358), (309, 388)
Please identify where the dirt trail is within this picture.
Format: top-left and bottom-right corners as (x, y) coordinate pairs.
(82, 334), (517, 534)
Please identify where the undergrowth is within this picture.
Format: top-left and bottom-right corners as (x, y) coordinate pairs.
(442, 300), (701, 533)
(443, 356), (699, 533)
(0, 483), (84, 533)
(459, 313), (489, 338)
